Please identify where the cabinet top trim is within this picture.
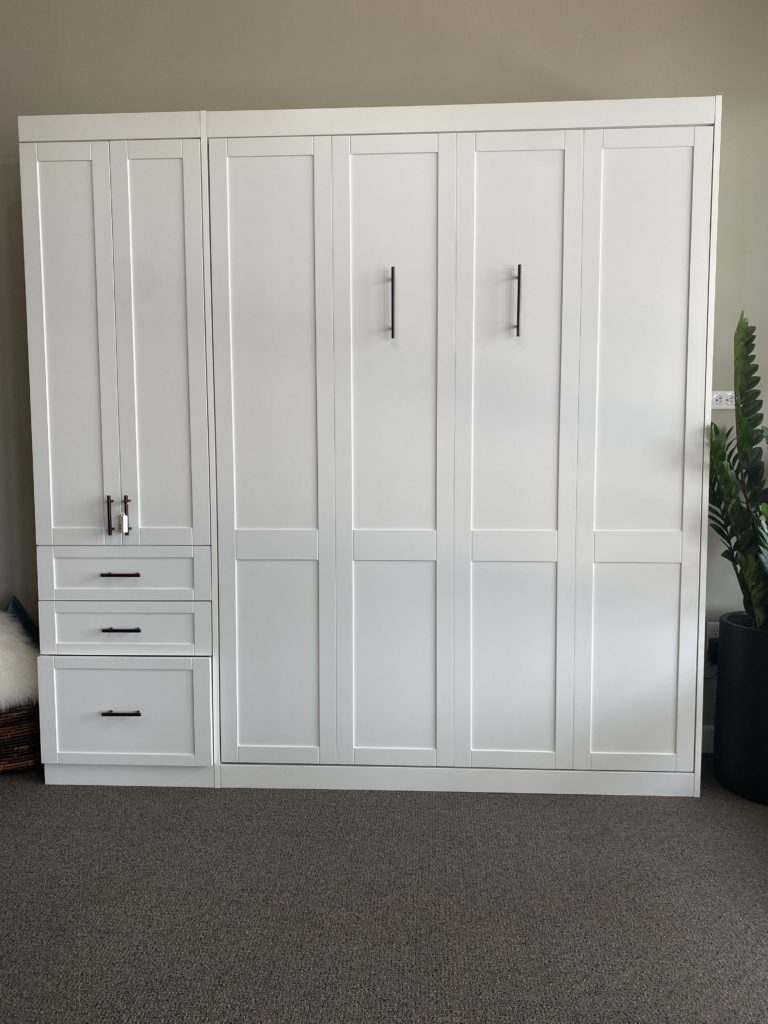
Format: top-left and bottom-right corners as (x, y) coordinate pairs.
(18, 110), (202, 142)
(19, 97), (719, 142)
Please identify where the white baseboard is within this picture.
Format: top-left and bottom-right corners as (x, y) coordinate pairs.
(219, 763), (697, 797)
(44, 764), (216, 787)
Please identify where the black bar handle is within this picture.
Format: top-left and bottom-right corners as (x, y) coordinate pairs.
(390, 266), (396, 339)
(101, 626), (142, 633)
(100, 710), (142, 717)
(106, 495), (113, 536)
(100, 572), (141, 578)
(122, 494), (131, 535)
(512, 263), (522, 337)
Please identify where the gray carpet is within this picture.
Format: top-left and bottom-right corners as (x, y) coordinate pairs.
(1, 764), (767, 1024)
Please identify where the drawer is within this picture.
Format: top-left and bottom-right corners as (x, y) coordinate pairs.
(38, 656), (212, 766)
(37, 546), (211, 601)
(39, 602), (212, 656)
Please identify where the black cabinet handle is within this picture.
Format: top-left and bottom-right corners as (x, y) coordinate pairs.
(101, 626), (142, 633)
(512, 263), (522, 337)
(100, 572), (141, 578)
(106, 495), (114, 536)
(390, 266), (396, 339)
(100, 710), (142, 717)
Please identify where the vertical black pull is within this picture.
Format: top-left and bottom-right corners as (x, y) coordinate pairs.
(122, 494), (131, 535)
(390, 266), (396, 339)
(512, 263), (522, 337)
(106, 495), (114, 536)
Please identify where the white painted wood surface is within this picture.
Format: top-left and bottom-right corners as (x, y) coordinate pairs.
(333, 133), (456, 767)
(454, 130), (582, 770)
(21, 141), (121, 546)
(110, 139), (210, 546)
(39, 601), (211, 656)
(36, 546), (211, 601)
(573, 126), (713, 772)
(210, 136), (335, 765)
(39, 656), (212, 766)
(21, 99), (720, 793)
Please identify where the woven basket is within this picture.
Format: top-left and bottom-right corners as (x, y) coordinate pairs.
(0, 703), (41, 771)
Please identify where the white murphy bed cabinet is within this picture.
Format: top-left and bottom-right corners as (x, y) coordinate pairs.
(19, 98), (721, 795)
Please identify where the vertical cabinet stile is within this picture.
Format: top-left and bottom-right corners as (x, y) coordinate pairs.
(211, 135), (336, 765)
(454, 129), (582, 770)
(333, 133), (456, 767)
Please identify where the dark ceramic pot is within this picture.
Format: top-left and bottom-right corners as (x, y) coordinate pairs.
(713, 612), (768, 804)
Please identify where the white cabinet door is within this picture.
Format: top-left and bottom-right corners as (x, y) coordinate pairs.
(333, 134), (456, 766)
(211, 136), (335, 764)
(20, 141), (121, 545)
(454, 130), (583, 769)
(110, 139), (209, 546)
(574, 127), (713, 772)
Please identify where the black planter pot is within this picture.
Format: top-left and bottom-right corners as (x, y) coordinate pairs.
(714, 611), (768, 804)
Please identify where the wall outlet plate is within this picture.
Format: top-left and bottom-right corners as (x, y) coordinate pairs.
(712, 390), (735, 410)
(706, 620), (720, 641)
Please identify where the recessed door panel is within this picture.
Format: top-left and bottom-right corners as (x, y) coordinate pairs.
(353, 561), (436, 764)
(471, 562), (557, 767)
(472, 147), (564, 531)
(352, 152), (438, 530)
(211, 136), (335, 764)
(591, 563), (681, 762)
(235, 561), (320, 761)
(229, 152), (319, 530)
(594, 145), (692, 532)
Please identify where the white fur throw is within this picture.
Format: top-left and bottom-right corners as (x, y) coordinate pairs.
(0, 612), (38, 709)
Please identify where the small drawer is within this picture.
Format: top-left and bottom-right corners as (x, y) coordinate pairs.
(38, 656), (212, 766)
(39, 602), (211, 656)
(37, 546), (211, 601)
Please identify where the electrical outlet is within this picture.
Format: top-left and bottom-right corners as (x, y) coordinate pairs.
(706, 620), (720, 641)
(712, 390), (735, 410)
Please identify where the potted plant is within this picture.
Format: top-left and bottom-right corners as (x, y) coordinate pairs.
(709, 313), (768, 803)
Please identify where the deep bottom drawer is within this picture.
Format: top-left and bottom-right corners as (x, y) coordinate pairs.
(38, 656), (212, 766)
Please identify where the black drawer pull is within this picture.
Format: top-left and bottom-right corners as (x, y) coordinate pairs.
(100, 571), (141, 578)
(101, 626), (142, 633)
(100, 710), (142, 717)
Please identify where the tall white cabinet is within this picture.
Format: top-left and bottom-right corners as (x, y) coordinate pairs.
(20, 98), (720, 795)
(21, 117), (214, 785)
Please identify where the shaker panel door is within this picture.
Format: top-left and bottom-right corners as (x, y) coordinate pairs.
(455, 130), (582, 769)
(211, 136), (335, 764)
(21, 141), (121, 545)
(110, 139), (209, 546)
(333, 133), (456, 766)
(574, 127), (713, 772)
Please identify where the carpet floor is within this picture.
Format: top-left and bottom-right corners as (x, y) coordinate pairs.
(1, 762), (767, 1023)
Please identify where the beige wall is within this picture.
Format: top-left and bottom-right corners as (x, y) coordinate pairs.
(1, 0), (764, 616)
